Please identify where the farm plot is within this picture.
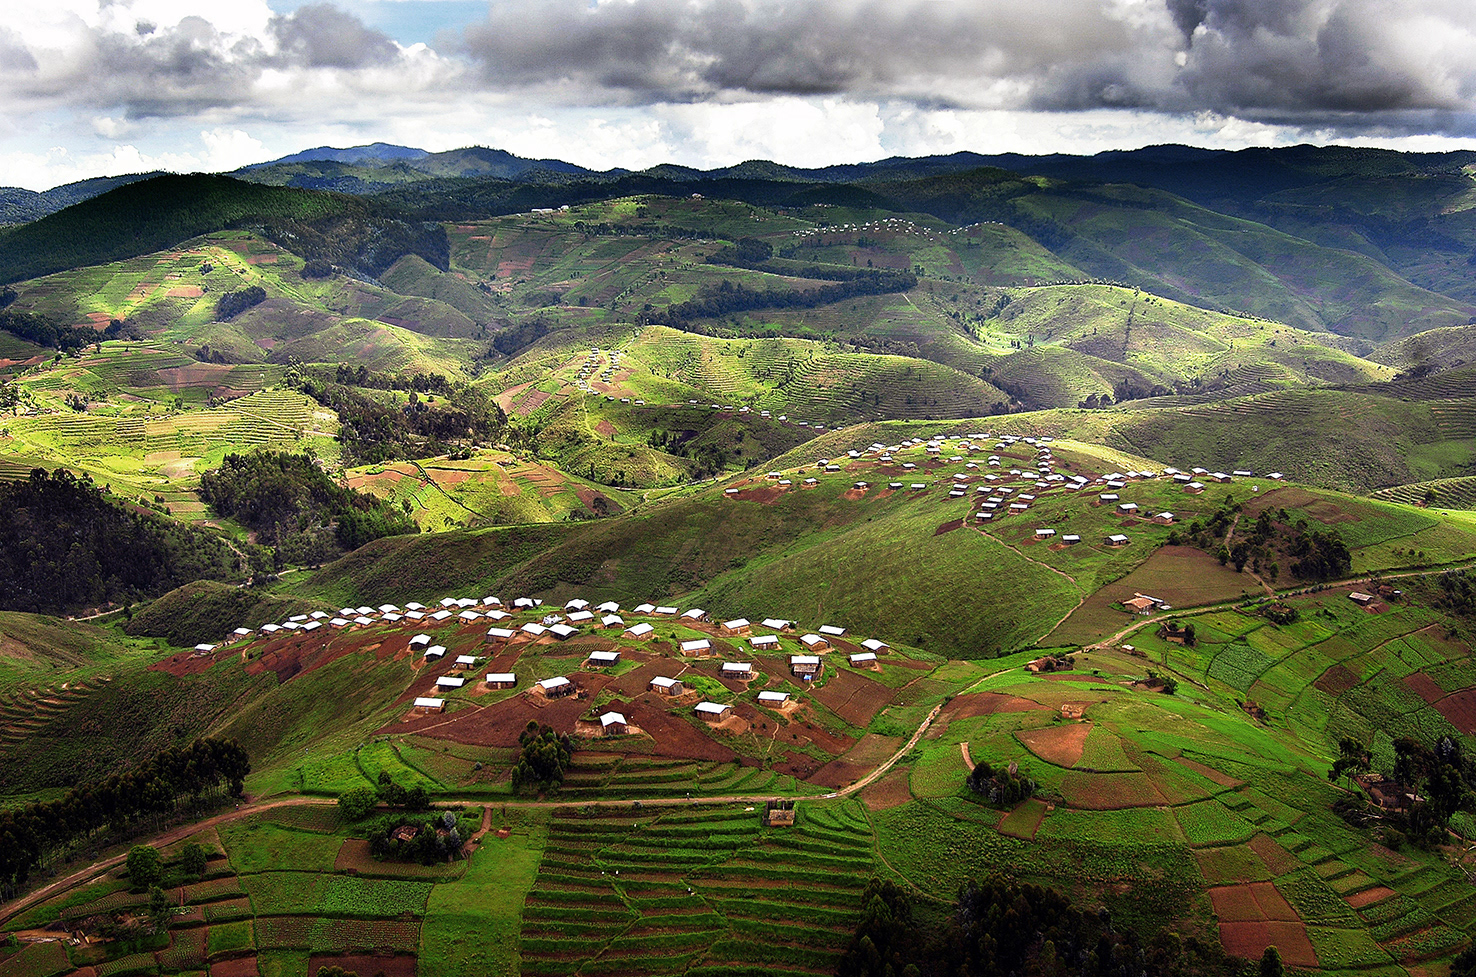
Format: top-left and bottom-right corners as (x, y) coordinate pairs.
(519, 802), (875, 977)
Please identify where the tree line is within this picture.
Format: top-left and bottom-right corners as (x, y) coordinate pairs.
(840, 875), (1251, 977)
(0, 468), (240, 614)
(0, 737), (249, 899)
(644, 271), (917, 333)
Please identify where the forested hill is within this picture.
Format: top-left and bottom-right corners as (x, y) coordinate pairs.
(0, 468), (241, 614)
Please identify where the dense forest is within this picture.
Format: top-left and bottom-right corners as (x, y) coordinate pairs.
(839, 876), (1247, 977)
(645, 271), (918, 333)
(290, 374), (508, 464)
(0, 468), (240, 614)
(199, 450), (417, 561)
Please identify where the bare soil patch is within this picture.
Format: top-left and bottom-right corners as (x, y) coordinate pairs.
(1174, 756), (1242, 787)
(210, 957), (260, 977)
(941, 692), (1052, 719)
(1435, 688), (1476, 734)
(167, 286), (205, 298)
(310, 954), (415, 977)
(1219, 921), (1316, 967)
(1018, 724), (1091, 767)
(1059, 771), (1166, 809)
(595, 420), (618, 437)
(859, 768), (912, 810)
(1403, 671), (1445, 704)
(934, 519), (964, 535)
(1313, 665), (1359, 695)
(1346, 886), (1396, 909)
(810, 668), (892, 727)
(734, 486), (783, 504)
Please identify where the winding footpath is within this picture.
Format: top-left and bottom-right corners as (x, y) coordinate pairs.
(0, 704), (943, 927)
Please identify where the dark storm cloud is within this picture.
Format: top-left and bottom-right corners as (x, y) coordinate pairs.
(458, 0), (1476, 131)
(1, 4), (403, 119)
(268, 3), (399, 70)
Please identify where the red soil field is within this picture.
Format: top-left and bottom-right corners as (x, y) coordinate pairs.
(1403, 671), (1445, 704)
(1346, 886), (1396, 909)
(167, 286), (205, 298)
(1219, 921), (1317, 967)
(1435, 689), (1476, 734)
(1059, 771), (1167, 809)
(841, 488), (867, 500)
(310, 954), (415, 977)
(1247, 833), (1303, 876)
(810, 669), (893, 727)
(1018, 724), (1091, 767)
(594, 420), (617, 437)
(859, 768), (912, 810)
(734, 486), (784, 504)
(1313, 665), (1359, 695)
(210, 957), (261, 977)
(1174, 756), (1242, 787)
(942, 692), (1050, 719)
(934, 519), (964, 535)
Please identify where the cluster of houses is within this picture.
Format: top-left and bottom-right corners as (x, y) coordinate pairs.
(722, 428), (1279, 554)
(227, 594), (892, 733)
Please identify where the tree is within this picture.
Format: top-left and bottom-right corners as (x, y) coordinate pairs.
(127, 845), (162, 889)
(179, 843), (208, 879)
(1259, 946), (1284, 977)
(338, 786), (379, 820)
(1329, 737), (1369, 785)
(146, 885), (174, 934)
(511, 722), (574, 792)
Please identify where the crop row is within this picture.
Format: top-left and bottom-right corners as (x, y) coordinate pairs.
(253, 915), (420, 953)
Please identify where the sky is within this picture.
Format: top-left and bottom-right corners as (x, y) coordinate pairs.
(2, 0), (1476, 191)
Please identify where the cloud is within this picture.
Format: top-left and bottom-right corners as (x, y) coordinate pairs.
(453, 0), (1476, 133)
(268, 3), (399, 69)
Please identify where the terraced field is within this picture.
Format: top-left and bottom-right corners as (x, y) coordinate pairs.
(522, 802), (876, 977)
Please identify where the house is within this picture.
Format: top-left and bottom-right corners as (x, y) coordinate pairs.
(283, 622), (303, 631)
(404, 611), (425, 621)
(650, 676), (684, 695)
(458, 610), (482, 623)
(654, 606), (678, 616)
(1117, 503), (1139, 515)
(260, 624), (281, 634)
(597, 601), (620, 613)
(800, 634), (830, 651)
(310, 611), (329, 620)
(600, 614), (625, 629)
(1061, 703), (1086, 720)
(380, 614), (400, 624)
(751, 634), (780, 651)
(485, 627), (515, 644)
(485, 672), (517, 689)
(1105, 534), (1129, 547)
(600, 712), (628, 736)
(862, 639), (889, 653)
(521, 623), (548, 638)
(565, 599), (590, 611)
(514, 597), (544, 609)
(761, 618), (793, 631)
(1062, 534), (1081, 545)
(1096, 493), (1119, 506)
(430, 610), (453, 622)
(588, 650), (621, 667)
(193, 643), (216, 654)
(1210, 472), (1232, 483)
(1349, 592), (1376, 606)
(849, 652), (878, 667)
(329, 618), (351, 629)
(724, 487), (740, 496)
(680, 638), (712, 655)
(1123, 596), (1158, 615)
(377, 604), (398, 614)
(633, 603), (657, 614)
(549, 624), (578, 640)
(625, 622), (655, 640)
(721, 618), (752, 635)
(231, 628), (252, 640)
(758, 691), (790, 706)
(424, 645), (447, 660)
(455, 654), (477, 666)
(681, 608), (709, 623)
(405, 602), (426, 612)
(802, 477), (819, 488)
(567, 610), (595, 625)
(439, 598), (459, 608)
(818, 625), (846, 638)
(1184, 482), (1205, 494)
(1152, 512), (1176, 525)
(695, 702), (731, 722)
(289, 615), (308, 623)
(436, 676), (466, 690)
(481, 597), (502, 608)
(721, 662), (753, 679)
(413, 697), (444, 713)
(538, 676), (574, 698)
(1035, 528), (1057, 539)
(790, 654), (822, 677)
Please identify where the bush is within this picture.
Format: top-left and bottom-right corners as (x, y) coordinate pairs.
(339, 787), (379, 821)
(179, 843), (208, 880)
(127, 846), (161, 889)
